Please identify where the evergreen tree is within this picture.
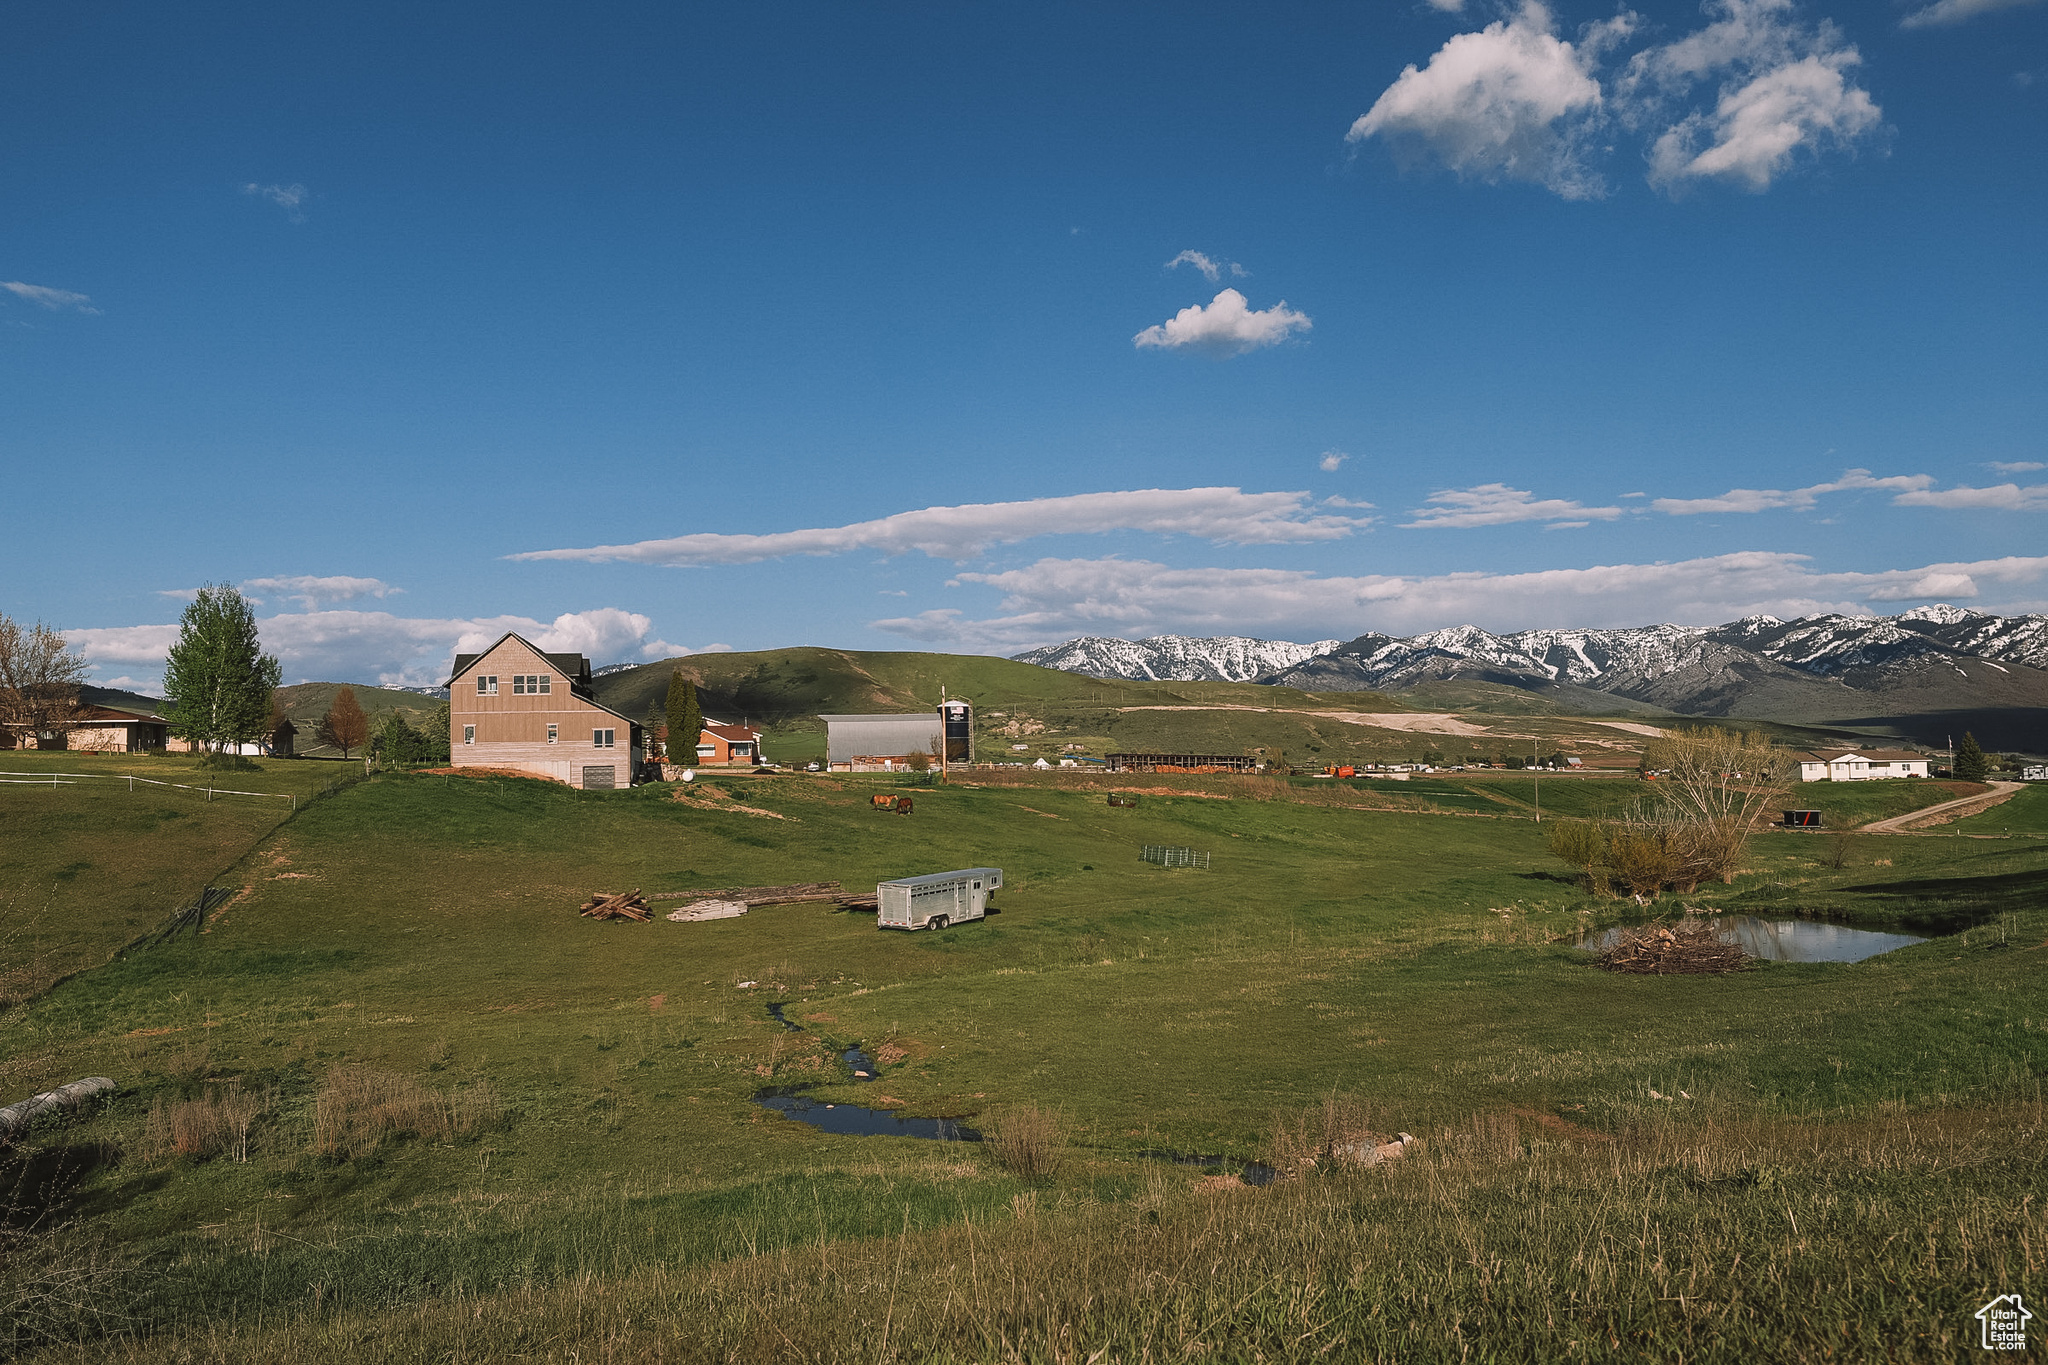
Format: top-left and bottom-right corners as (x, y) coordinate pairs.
(317, 687), (371, 758)
(163, 585), (282, 754)
(1954, 732), (1989, 782)
(665, 672), (702, 767)
(644, 701), (667, 760)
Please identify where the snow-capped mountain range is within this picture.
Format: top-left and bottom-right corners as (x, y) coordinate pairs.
(1014, 607), (2048, 734)
(1010, 634), (1341, 684)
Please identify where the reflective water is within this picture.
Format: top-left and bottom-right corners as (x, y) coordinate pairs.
(755, 1091), (980, 1141)
(1577, 916), (1929, 963)
(1141, 1149), (1280, 1186)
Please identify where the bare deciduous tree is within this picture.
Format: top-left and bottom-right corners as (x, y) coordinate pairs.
(0, 615), (88, 748)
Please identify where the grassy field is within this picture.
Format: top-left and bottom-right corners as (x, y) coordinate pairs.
(0, 752), (362, 1007)
(1947, 780), (2048, 836)
(2, 763), (2043, 1359)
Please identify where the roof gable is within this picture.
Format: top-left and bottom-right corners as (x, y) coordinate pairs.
(446, 633), (592, 688)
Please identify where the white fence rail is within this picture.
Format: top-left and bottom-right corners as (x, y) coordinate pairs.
(0, 770), (297, 808)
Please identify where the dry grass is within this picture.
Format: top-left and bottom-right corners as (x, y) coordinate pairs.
(312, 1066), (500, 1160)
(983, 1103), (1064, 1180)
(1267, 1091), (1398, 1174)
(144, 1082), (265, 1162)
(67, 1104), (2047, 1364)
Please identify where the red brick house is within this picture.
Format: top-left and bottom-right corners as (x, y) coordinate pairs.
(445, 634), (640, 789)
(656, 719), (763, 767)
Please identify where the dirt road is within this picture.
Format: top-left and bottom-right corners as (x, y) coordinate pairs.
(1859, 781), (2024, 833)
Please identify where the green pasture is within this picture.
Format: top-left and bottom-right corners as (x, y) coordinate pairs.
(0, 752), (360, 1001)
(1947, 780), (2048, 836)
(3, 767), (2044, 1358)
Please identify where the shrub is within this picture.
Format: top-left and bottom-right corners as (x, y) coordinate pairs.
(985, 1104), (1064, 1180)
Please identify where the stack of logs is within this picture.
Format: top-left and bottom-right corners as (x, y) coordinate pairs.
(577, 881), (878, 922)
(579, 889), (652, 921)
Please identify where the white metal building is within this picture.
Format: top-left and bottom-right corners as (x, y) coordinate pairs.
(820, 712), (946, 771)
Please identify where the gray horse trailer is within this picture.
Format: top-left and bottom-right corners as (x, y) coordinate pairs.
(877, 868), (1001, 931)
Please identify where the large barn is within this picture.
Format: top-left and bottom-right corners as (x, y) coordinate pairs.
(820, 712), (946, 772)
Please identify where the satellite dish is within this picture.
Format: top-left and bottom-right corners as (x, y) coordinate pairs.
(681, 770), (696, 783)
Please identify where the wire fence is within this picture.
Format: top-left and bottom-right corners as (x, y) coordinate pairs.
(1140, 845), (1211, 869)
(0, 770), (299, 809)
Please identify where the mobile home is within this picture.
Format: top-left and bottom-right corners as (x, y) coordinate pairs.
(876, 868), (1002, 931)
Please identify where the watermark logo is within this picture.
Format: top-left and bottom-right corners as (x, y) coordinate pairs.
(1976, 1294), (2032, 1352)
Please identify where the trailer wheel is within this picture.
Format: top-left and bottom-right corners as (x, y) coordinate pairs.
(929, 916), (948, 932)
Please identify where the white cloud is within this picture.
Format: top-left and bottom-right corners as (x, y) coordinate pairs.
(1348, 2), (1613, 200)
(1652, 468), (1933, 515)
(63, 607), (691, 691)
(1402, 483), (1624, 529)
(1319, 450), (1349, 473)
(244, 182), (309, 220)
(1133, 289), (1311, 355)
(868, 551), (2048, 651)
(1, 281), (100, 314)
(511, 488), (1365, 567)
(1901, 0), (2041, 29)
(1625, 0), (1882, 193)
(239, 575), (401, 609)
(1428, 0), (1468, 10)
(1891, 481), (2048, 510)
(1985, 461), (2045, 473)
(1165, 250), (1245, 283)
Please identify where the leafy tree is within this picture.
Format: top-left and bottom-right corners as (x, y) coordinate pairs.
(1954, 732), (1989, 783)
(163, 586), (282, 754)
(378, 711), (423, 765)
(1649, 727), (1792, 886)
(0, 614), (88, 748)
(317, 687), (371, 758)
(420, 701), (452, 763)
(644, 701), (667, 761)
(665, 673), (702, 767)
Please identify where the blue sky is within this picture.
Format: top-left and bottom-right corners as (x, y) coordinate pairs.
(5, 0), (2045, 690)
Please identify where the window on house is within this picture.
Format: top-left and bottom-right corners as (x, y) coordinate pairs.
(463, 725), (475, 745)
(594, 728), (615, 748)
(547, 724), (558, 743)
(476, 675), (498, 696)
(512, 674), (552, 695)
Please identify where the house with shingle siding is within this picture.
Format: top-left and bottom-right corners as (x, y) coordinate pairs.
(445, 634), (640, 789)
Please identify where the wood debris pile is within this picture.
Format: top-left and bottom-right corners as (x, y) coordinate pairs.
(650, 881), (850, 907)
(1598, 921), (1749, 975)
(579, 880), (881, 923)
(579, 890), (651, 922)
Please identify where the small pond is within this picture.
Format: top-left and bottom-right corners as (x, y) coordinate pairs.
(1577, 915), (1930, 964)
(756, 1091), (980, 1141)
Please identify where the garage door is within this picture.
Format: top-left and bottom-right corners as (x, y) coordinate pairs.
(582, 765), (616, 790)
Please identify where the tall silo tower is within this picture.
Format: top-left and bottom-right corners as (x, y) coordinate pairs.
(938, 697), (973, 766)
